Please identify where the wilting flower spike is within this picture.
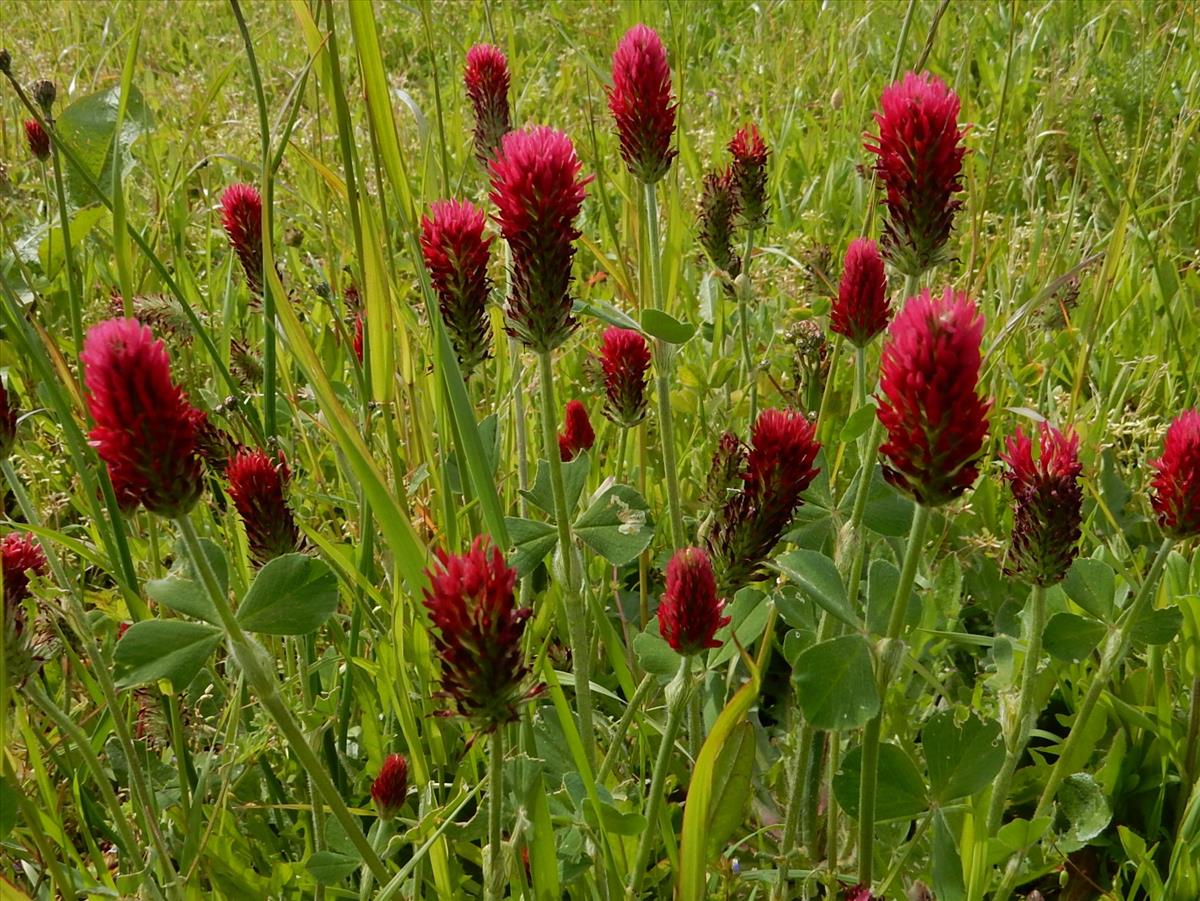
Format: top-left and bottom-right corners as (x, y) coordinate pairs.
(558, 400), (595, 461)
(831, 238), (890, 346)
(597, 328), (651, 427)
(23, 119), (49, 161)
(220, 183), (264, 295)
(658, 548), (730, 656)
(608, 24), (677, 184)
(0, 378), (18, 462)
(876, 288), (990, 506)
(1150, 409), (1200, 538)
(729, 123), (769, 230)
(1002, 423), (1083, 585)
(81, 318), (206, 517)
(698, 167), (741, 277)
(464, 44), (512, 166)
(371, 754), (409, 819)
(226, 448), (301, 564)
(420, 199), (494, 376)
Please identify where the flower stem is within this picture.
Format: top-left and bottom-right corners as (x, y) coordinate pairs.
(174, 515), (389, 884)
(858, 502), (931, 888)
(630, 657), (691, 896)
(986, 583), (1047, 836)
(47, 119), (83, 369)
(487, 728), (505, 901)
(536, 349), (596, 767)
(597, 673), (655, 782)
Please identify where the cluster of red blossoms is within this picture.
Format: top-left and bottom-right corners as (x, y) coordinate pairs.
(226, 448), (301, 565)
(657, 547), (730, 656)
(607, 24), (677, 184)
(558, 400), (595, 462)
(23, 118), (49, 161)
(831, 238), (890, 348)
(370, 753), (409, 820)
(0, 378), (18, 461)
(464, 43), (511, 166)
(220, 183), (264, 296)
(1151, 409), (1200, 538)
(2, 531), (47, 609)
(596, 327), (651, 428)
(697, 124), (770, 279)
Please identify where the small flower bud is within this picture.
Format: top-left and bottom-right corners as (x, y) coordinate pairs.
(371, 754), (409, 819)
(32, 79), (56, 114)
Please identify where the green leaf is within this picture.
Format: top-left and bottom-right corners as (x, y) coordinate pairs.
(55, 83), (153, 208)
(1043, 612), (1106, 662)
(145, 537), (229, 624)
(707, 588), (770, 668)
(839, 403), (878, 443)
(641, 308), (696, 344)
(773, 549), (861, 630)
(706, 722), (756, 856)
(236, 554), (339, 635)
(573, 298), (639, 331)
(0, 776), (19, 840)
(932, 809), (966, 901)
(792, 635), (880, 731)
(504, 516), (558, 577)
(1057, 773), (1111, 843)
(632, 626), (680, 678)
(858, 465), (915, 537)
(996, 816), (1052, 853)
(114, 619), (222, 690)
(39, 207), (108, 278)
(922, 711), (1005, 802)
(1063, 558), (1116, 621)
(522, 453), (590, 519)
(573, 483), (654, 566)
(866, 558), (919, 635)
(1132, 606), (1183, 645)
(305, 850), (360, 885)
(834, 743), (928, 822)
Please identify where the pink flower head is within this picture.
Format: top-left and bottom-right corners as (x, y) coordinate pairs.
(489, 126), (592, 353)
(607, 24), (677, 184)
(3, 531), (47, 608)
(876, 289), (990, 506)
(729, 123), (769, 230)
(597, 327), (651, 427)
(420, 199), (494, 376)
(464, 44), (512, 166)
(831, 238), (890, 347)
(423, 537), (537, 731)
(1150, 409), (1200, 538)
(23, 119), (50, 161)
(658, 548), (730, 656)
(865, 72), (968, 278)
(1001, 423), (1083, 585)
(220, 183), (264, 295)
(698, 167), (741, 278)
(558, 400), (595, 461)
(371, 754), (409, 819)
(226, 448), (300, 565)
(0, 378), (18, 462)
(82, 318), (207, 517)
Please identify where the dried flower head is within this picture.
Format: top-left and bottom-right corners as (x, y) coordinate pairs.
(489, 126), (591, 353)
(0, 378), (18, 462)
(597, 327), (651, 427)
(701, 432), (747, 509)
(220, 183), (264, 295)
(1150, 409), (1200, 538)
(371, 754), (409, 819)
(876, 289), (990, 506)
(32, 79), (55, 114)
(558, 400), (595, 461)
(23, 119), (49, 161)
(831, 238), (890, 347)
(82, 318), (207, 517)
(698, 167), (741, 277)
(226, 448), (301, 565)
(420, 199), (494, 376)
(607, 24), (677, 184)
(658, 548), (730, 655)
(1001, 423), (1083, 585)
(464, 44), (512, 167)
(729, 123), (769, 231)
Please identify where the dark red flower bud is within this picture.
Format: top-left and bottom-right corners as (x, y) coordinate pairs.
(831, 238), (890, 347)
(876, 289), (990, 506)
(352, 312), (365, 364)
(1001, 423), (1083, 585)
(707, 409), (821, 594)
(371, 753), (409, 819)
(420, 199), (494, 376)
(23, 119), (49, 161)
(0, 378), (18, 462)
(698, 167), (741, 277)
(607, 24), (677, 184)
(597, 327), (650, 427)
(423, 537), (537, 731)
(3, 531), (47, 608)
(558, 400), (595, 461)
(865, 71), (968, 278)
(82, 318), (207, 517)
(729, 123), (769, 231)
(658, 547), (730, 656)
(489, 127), (591, 353)
(464, 44), (512, 167)
(1150, 409), (1200, 538)
(220, 183), (264, 295)
(844, 886), (881, 901)
(226, 448), (300, 564)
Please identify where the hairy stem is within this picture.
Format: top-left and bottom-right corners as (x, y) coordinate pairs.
(487, 728), (505, 900)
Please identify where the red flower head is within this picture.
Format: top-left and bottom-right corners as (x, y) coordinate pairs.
(371, 753), (409, 819)
(658, 548), (730, 656)
(831, 238), (890, 347)
(876, 289), (990, 506)
(82, 318), (207, 517)
(843, 886), (881, 901)
(607, 24), (677, 184)
(220, 183), (264, 295)
(729, 123), (769, 231)
(3, 531), (47, 608)
(423, 537), (537, 731)
(1001, 423), (1083, 585)
(23, 119), (50, 161)
(1150, 409), (1200, 538)
(489, 127), (592, 353)
(0, 378), (18, 462)
(865, 71), (968, 278)
(558, 400), (595, 461)
(597, 327), (651, 427)
(464, 44), (512, 167)
(420, 199), (494, 376)
(698, 167), (741, 278)
(352, 312), (365, 363)
(226, 448), (300, 565)
(707, 409), (821, 594)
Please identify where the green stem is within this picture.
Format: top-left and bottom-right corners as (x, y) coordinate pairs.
(826, 732), (841, 874)
(740, 229), (758, 425)
(986, 583), (1047, 836)
(630, 658), (691, 896)
(358, 818), (394, 901)
(47, 118), (82, 368)
(487, 729), (505, 901)
(174, 516), (389, 884)
(858, 503), (931, 888)
(536, 349), (596, 767)
(597, 673), (655, 783)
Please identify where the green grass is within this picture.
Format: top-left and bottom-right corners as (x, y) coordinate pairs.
(2, 1), (1199, 899)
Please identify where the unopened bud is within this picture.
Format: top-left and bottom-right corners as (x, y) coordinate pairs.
(0, 50), (12, 75)
(32, 79), (56, 114)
